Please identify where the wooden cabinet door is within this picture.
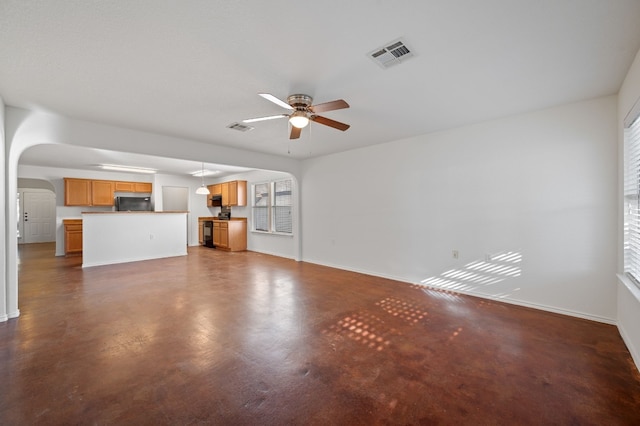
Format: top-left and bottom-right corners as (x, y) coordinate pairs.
(114, 181), (135, 192)
(227, 221), (247, 251)
(210, 184), (222, 196)
(227, 181), (238, 206)
(220, 223), (229, 248)
(198, 219), (204, 245)
(91, 180), (114, 206)
(213, 222), (221, 246)
(221, 182), (230, 206)
(64, 223), (83, 255)
(134, 182), (152, 193)
(236, 181), (247, 206)
(64, 178), (92, 206)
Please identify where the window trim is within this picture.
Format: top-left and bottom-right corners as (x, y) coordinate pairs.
(623, 103), (640, 289)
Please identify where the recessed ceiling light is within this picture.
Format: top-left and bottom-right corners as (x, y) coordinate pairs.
(98, 164), (157, 174)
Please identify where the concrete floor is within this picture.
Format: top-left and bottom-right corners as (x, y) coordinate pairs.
(1, 242), (639, 424)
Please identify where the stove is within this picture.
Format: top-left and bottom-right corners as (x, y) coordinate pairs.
(218, 208), (231, 220)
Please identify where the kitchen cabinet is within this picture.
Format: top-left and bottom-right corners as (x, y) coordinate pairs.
(206, 184), (222, 207)
(221, 182), (230, 205)
(226, 180), (247, 206)
(91, 180), (115, 206)
(212, 219), (247, 251)
(63, 219), (83, 255)
(64, 178), (92, 206)
(66, 178), (153, 206)
(206, 180), (246, 207)
(114, 181), (135, 192)
(213, 221), (226, 248)
(134, 182), (152, 193)
(114, 181), (153, 193)
(210, 184), (221, 195)
(65, 178), (113, 206)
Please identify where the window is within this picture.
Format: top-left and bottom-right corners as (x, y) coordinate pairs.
(624, 111), (640, 287)
(252, 179), (293, 234)
(253, 183), (270, 232)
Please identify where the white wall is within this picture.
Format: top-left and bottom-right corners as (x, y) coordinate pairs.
(301, 95), (618, 323)
(618, 47), (640, 368)
(0, 96), (6, 321)
(152, 172), (212, 247)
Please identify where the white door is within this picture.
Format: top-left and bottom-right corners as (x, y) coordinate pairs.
(23, 191), (56, 243)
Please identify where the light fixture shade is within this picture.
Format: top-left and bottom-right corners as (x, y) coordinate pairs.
(195, 162), (210, 195)
(289, 111), (309, 129)
(196, 185), (210, 195)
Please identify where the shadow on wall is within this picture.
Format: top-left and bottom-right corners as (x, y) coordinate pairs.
(419, 250), (523, 299)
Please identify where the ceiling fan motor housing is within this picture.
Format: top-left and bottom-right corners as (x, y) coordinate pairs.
(287, 94), (313, 111)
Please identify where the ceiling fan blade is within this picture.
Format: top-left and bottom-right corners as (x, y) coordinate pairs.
(309, 99), (349, 113)
(310, 115), (350, 131)
(258, 93), (293, 110)
(290, 125), (302, 139)
(242, 114), (288, 123)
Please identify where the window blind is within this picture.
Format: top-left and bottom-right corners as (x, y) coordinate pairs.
(253, 183), (270, 232)
(624, 114), (640, 287)
(273, 180), (292, 233)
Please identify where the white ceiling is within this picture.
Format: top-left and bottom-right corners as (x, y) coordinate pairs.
(2, 1), (640, 174)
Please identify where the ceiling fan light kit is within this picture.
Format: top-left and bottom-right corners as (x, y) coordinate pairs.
(289, 111), (309, 128)
(243, 93), (350, 139)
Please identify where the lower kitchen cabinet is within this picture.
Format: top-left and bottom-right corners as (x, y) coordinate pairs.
(63, 219), (83, 255)
(212, 219), (246, 251)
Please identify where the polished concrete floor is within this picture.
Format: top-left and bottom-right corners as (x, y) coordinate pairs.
(1, 242), (640, 425)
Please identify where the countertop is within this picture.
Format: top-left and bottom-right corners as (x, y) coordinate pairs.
(199, 217), (247, 222)
(81, 211), (189, 214)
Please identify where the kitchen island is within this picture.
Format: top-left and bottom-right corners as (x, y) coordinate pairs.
(81, 211), (188, 268)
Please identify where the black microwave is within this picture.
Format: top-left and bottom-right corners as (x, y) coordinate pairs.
(210, 195), (222, 207)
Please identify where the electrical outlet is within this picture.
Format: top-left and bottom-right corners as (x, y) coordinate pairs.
(452, 250), (459, 259)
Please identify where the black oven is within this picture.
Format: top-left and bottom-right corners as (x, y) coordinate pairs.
(203, 221), (214, 248)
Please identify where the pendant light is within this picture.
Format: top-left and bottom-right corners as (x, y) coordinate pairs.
(195, 163), (210, 195)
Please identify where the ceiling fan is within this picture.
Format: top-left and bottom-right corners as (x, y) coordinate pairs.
(243, 93), (350, 139)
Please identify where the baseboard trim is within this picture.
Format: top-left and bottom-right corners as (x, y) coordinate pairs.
(8, 309), (20, 319)
(247, 249), (296, 260)
(616, 274), (640, 371)
(302, 258), (615, 325)
(0, 314), (8, 322)
(420, 284), (615, 325)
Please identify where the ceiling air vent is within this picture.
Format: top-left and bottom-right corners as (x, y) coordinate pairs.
(368, 38), (414, 69)
(227, 122), (254, 132)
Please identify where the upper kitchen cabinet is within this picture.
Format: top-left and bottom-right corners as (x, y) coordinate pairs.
(209, 184), (221, 196)
(64, 178), (92, 206)
(222, 180), (247, 206)
(134, 182), (152, 193)
(65, 178), (153, 206)
(206, 180), (246, 207)
(65, 178), (114, 206)
(91, 180), (115, 206)
(114, 181), (152, 193)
